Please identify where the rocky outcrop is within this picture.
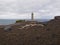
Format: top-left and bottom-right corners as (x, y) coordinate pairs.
(46, 16), (60, 45)
(55, 16), (60, 20)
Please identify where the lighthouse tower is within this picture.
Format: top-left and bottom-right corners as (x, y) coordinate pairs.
(31, 12), (34, 21)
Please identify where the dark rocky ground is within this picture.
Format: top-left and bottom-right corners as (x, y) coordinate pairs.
(0, 16), (60, 45)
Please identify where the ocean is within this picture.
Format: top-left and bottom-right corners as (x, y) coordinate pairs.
(0, 19), (51, 25)
(0, 19), (16, 25)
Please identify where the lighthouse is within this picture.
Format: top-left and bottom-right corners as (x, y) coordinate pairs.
(31, 12), (34, 21)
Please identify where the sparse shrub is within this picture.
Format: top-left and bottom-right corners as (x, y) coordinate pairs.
(51, 34), (56, 38)
(36, 37), (40, 40)
(46, 28), (50, 31)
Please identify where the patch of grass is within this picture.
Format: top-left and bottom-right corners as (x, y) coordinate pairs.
(16, 20), (25, 23)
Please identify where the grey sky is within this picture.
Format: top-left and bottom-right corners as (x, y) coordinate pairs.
(0, 0), (60, 19)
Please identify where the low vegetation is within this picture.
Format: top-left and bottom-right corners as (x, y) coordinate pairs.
(16, 20), (25, 23)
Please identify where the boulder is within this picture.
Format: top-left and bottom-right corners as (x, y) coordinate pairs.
(4, 26), (12, 32)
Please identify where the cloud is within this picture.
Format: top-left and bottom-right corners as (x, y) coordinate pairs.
(0, 0), (50, 13)
(17, 0), (50, 13)
(0, 12), (31, 19)
(0, 0), (60, 19)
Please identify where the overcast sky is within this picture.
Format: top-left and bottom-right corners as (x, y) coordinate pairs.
(0, 0), (60, 19)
